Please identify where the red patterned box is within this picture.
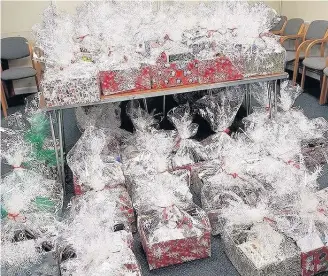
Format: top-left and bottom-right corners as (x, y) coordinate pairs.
(301, 246), (328, 276)
(198, 56), (243, 84)
(150, 52), (199, 89)
(138, 205), (211, 270)
(99, 66), (151, 95)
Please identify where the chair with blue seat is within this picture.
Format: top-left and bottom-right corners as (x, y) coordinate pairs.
(270, 16), (287, 35)
(280, 20), (328, 84)
(320, 58), (328, 105)
(300, 37), (328, 90)
(1, 37), (41, 117)
(280, 18), (305, 51)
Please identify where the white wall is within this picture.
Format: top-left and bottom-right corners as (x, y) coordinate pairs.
(1, 1), (51, 40)
(281, 1), (328, 22)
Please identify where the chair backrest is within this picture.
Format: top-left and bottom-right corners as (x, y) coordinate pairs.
(305, 20), (328, 40)
(271, 16), (287, 31)
(283, 18), (304, 35)
(1, 37), (30, 60)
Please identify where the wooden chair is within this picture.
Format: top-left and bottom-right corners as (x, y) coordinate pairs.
(301, 37), (328, 90)
(320, 58), (328, 105)
(271, 16), (287, 35)
(280, 18), (305, 51)
(1, 37), (41, 100)
(281, 20), (328, 84)
(1, 81), (8, 118)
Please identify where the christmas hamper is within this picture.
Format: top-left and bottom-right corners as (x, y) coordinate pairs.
(138, 204), (211, 270)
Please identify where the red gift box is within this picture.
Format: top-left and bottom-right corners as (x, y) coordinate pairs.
(138, 205), (211, 270)
(150, 52), (199, 89)
(99, 66), (151, 95)
(198, 56), (243, 84)
(301, 246), (328, 276)
(73, 178), (136, 232)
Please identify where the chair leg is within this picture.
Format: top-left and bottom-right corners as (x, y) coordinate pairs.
(301, 66), (306, 89)
(35, 75), (40, 92)
(319, 75), (328, 105)
(1, 82), (8, 118)
(292, 59), (299, 85)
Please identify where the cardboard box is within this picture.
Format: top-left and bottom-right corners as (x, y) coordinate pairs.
(42, 75), (100, 107)
(99, 66), (151, 95)
(150, 58), (199, 89)
(222, 223), (301, 276)
(138, 205), (211, 270)
(198, 56), (243, 84)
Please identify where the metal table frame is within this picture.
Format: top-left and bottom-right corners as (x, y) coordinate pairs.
(44, 73), (289, 189)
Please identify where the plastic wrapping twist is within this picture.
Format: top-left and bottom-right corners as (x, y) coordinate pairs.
(168, 103), (207, 168)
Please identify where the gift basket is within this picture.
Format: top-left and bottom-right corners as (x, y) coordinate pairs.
(2, 106), (58, 180)
(138, 204), (211, 270)
(273, 188), (328, 276)
(201, 171), (262, 235)
(122, 102), (176, 179)
(1, 238), (59, 276)
(130, 171), (193, 216)
(74, 102), (129, 144)
(222, 222), (301, 276)
(150, 49), (199, 89)
(67, 126), (125, 194)
(1, 128), (62, 241)
(195, 86), (245, 160)
(220, 197), (301, 276)
(59, 163), (139, 273)
(167, 103), (207, 169)
(60, 231), (141, 276)
(69, 188), (136, 233)
(33, 5), (101, 107)
(41, 69), (100, 107)
(99, 56), (151, 95)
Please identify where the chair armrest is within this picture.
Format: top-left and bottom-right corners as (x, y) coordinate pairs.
(272, 30), (283, 35)
(304, 38), (328, 57)
(280, 34), (303, 44)
(292, 40), (315, 84)
(29, 42), (42, 78)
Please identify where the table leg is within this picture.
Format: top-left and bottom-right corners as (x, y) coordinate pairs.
(249, 85), (252, 115)
(267, 81), (273, 119)
(49, 111), (62, 184)
(274, 80), (278, 114)
(57, 109), (66, 193)
(245, 84), (251, 116)
(143, 98), (148, 113)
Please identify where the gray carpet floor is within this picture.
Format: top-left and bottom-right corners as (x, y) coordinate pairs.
(1, 78), (328, 276)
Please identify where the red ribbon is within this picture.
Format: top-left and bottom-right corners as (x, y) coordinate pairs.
(286, 160), (300, 169)
(8, 213), (25, 222)
(76, 34), (89, 41)
(164, 34), (173, 42)
(223, 128), (230, 135)
(228, 172), (238, 179)
(263, 216), (276, 224)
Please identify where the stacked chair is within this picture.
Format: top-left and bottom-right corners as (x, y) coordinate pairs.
(270, 16), (288, 35)
(321, 58), (328, 104)
(1, 37), (41, 117)
(276, 18), (328, 105)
